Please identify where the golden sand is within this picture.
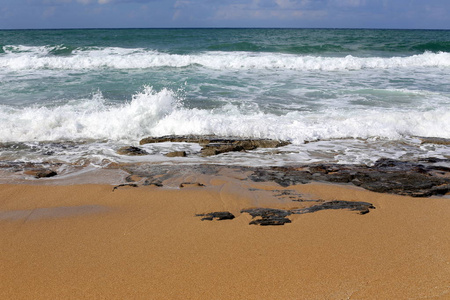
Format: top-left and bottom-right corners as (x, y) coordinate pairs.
(1, 179), (449, 299)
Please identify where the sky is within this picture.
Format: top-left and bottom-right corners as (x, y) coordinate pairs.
(0, 0), (449, 30)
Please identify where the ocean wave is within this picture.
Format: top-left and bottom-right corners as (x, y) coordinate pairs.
(1, 45), (449, 71)
(411, 41), (450, 53)
(0, 86), (449, 144)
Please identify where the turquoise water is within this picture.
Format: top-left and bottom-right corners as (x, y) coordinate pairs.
(0, 28), (449, 167)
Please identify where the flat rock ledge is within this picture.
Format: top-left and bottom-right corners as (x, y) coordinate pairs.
(139, 135), (290, 156)
(120, 158), (450, 197)
(242, 201), (375, 226)
(418, 137), (450, 145)
(248, 158), (450, 197)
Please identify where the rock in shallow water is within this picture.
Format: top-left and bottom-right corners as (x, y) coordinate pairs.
(165, 151), (187, 157)
(24, 169), (57, 179)
(117, 146), (148, 156)
(139, 135), (290, 156)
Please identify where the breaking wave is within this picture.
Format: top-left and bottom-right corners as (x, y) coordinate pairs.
(0, 86), (449, 144)
(1, 45), (449, 71)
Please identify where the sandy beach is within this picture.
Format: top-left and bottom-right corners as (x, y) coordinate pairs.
(1, 168), (449, 299)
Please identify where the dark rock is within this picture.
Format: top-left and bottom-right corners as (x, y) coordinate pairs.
(179, 182), (205, 188)
(196, 211), (235, 221)
(143, 180), (163, 187)
(117, 146), (148, 156)
(418, 137), (450, 145)
(240, 200), (375, 226)
(112, 183), (138, 191)
(293, 200), (376, 215)
(165, 151), (187, 157)
(241, 208), (292, 226)
(353, 170), (450, 197)
(24, 169), (57, 179)
(140, 135), (213, 145)
(125, 175), (145, 182)
(248, 167), (311, 186)
(250, 217), (292, 226)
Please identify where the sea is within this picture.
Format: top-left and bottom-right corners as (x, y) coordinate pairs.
(0, 28), (449, 174)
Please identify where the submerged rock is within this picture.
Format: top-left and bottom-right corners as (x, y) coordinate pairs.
(24, 169), (57, 179)
(165, 151), (187, 157)
(117, 146), (148, 156)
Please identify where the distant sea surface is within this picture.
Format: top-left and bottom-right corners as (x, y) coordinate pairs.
(0, 28), (449, 169)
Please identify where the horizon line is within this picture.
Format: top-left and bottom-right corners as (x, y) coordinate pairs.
(1, 26), (449, 31)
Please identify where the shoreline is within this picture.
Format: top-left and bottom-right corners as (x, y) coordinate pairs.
(1, 162), (450, 299)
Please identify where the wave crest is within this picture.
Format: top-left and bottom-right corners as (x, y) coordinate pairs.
(1, 45), (449, 71)
(0, 86), (449, 144)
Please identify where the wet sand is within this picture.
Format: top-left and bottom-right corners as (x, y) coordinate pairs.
(1, 176), (449, 299)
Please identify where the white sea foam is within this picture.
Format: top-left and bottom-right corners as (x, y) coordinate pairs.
(0, 86), (177, 142)
(1, 45), (449, 71)
(0, 86), (449, 144)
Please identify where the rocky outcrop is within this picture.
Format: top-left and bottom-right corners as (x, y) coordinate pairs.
(241, 200), (376, 226)
(139, 135), (290, 156)
(248, 158), (450, 197)
(418, 137), (450, 145)
(118, 158), (450, 197)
